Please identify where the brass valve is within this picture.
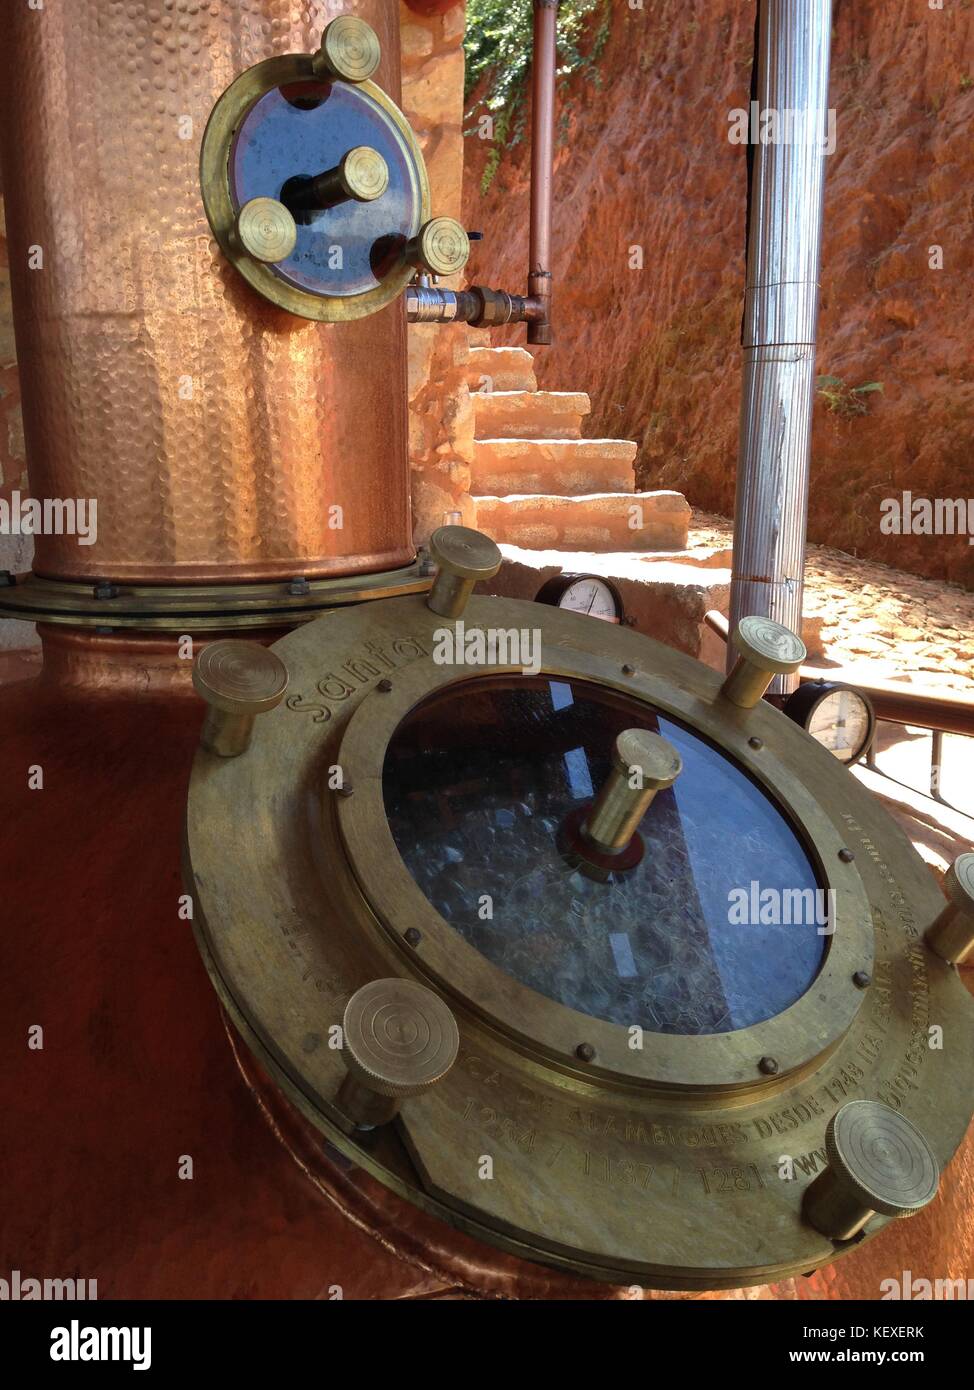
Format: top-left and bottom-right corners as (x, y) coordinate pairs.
(193, 640), (289, 758)
(338, 978), (460, 1129)
(426, 525), (502, 619)
(802, 1101), (939, 1241)
(925, 853), (974, 965)
(231, 198), (297, 266)
(405, 218), (471, 279)
(720, 616), (807, 709)
(313, 15), (382, 83)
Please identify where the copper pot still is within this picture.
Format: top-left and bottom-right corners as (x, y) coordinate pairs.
(1, 1), (973, 1307)
(0, 0), (412, 585)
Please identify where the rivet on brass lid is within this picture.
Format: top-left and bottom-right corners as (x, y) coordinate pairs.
(405, 218), (471, 278)
(426, 525), (502, 619)
(231, 197), (297, 265)
(802, 1100), (940, 1241)
(313, 15), (382, 83)
(925, 852), (974, 965)
(338, 978), (459, 1129)
(192, 640), (288, 758)
(720, 616), (806, 709)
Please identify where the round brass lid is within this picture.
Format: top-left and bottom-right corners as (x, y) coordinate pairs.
(610, 729), (683, 789)
(314, 16), (382, 83)
(339, 145), (390, 202)
(430, 525), (502, 582)
(343, 978), (459, 1098)
(234, 197), (298, 265)
(733, 615), (807, 674)
(185, 593), (974, 1290)
(825, 1101), (940, 1217)
(412, 218), (471, 278)
(192, 640), (289, 716)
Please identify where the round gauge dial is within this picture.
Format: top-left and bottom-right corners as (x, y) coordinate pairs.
(535, 573), (624, 624)
(785, 682), (876, 765)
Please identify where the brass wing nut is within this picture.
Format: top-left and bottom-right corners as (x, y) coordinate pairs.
(802, 1100), (940, 1242)
(193, 640), (289, 757)
(338, 978), (460, 1129)
(721, 616), (807, 709)
(406, 218), (471, 279)
(925, 853), (974, 965)
(231, 198), (298, 265)
(313, 16), (382, 83)
(426, 525), (502, 619)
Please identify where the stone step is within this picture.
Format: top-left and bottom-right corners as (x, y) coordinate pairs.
(473, 438), (637, 497)
(485, 544), (731, 664)
(475, 491), (691, 553)
(474, 390), (591, 440)
(638, 538), (734, 570)
(467, 346), (538, 393)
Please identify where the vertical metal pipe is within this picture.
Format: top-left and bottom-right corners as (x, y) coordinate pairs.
(729, 0), (833, 694)
(527, 1), (558, 346)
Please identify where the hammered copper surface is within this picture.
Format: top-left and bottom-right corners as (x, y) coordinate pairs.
(0, 2), (412, 584)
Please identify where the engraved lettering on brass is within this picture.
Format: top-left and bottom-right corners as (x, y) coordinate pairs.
(286, 637), (429, 721)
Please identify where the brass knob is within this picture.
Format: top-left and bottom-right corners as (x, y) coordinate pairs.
(426, 525), (502, 619)
(193, 640), (289, 758)
(720, 615), (806, 709)
(583, 729), (682, 854)
(802, 1101), (940, 1241)
(313, 16), (381, 83)
(231, 197), (298, 265)
(925, 853), (974, 965)
(295, 146), (389, 211)
(405, 218), (471, 278)
(338, 978), (460, 1129)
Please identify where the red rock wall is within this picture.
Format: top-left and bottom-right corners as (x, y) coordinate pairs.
(462, 0), (974, 588)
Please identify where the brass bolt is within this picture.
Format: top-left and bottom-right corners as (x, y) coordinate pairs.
(193, 640), (289, 758)
(575, 1042), (596, 1063)
(582, 729), (682, 855)
(231, 197), (297, 265)
(377, 678), (393, 693)
(839, 848), (856, 863)
(621, 664), (636, 677)
(748, 736), (764, 751)
(426, 525), (502, 619)
(337, 978), (459, 1129)
(758, 1055), (779, 1075)
(720, 616), (806, 709)
(925, 853), (974, 965)
(405, 218), (471, 278)
(313, 15), (382, 83)
(852, 970), (871, 990)
(802, 1101), (939, 1241)
(403, 927), (422, 947)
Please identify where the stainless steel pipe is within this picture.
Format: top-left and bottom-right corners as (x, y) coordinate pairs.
(729, 0), (834, 694)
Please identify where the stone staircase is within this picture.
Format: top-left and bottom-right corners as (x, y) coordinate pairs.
(467, 338), (733, 664)
(468, 345), (685, 552)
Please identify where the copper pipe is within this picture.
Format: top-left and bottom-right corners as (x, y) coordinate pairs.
(527, 0), (558, 347)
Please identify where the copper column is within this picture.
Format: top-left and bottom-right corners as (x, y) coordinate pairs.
(0, 1), (413, 587)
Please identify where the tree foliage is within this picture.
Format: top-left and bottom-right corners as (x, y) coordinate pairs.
(464, 0), (610, 192)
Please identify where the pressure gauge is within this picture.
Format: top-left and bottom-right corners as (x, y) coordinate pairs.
(535, 573), (625, 624)
(784, 681), (876, 765)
